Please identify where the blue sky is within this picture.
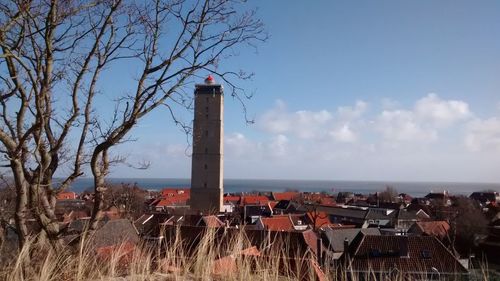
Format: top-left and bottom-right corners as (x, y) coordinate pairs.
(110, 1), (500, 182)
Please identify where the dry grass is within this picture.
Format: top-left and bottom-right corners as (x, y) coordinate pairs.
(0, 227), (494, 281)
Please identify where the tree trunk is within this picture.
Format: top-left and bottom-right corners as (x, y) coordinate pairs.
(11, 160), (29, 249)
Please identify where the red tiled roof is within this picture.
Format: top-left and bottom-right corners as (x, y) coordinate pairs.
(260, 216), (294, 231)
(241, 195), (269, 206)
(161, 188), (190, 197)
(200, 215), (225, 228)
(319, 197), (336, 206)
(301, 230), (319, 256)
(223, 196), (241, 204)
(413, 221), (450, 239)
(57, 191), (77, 200)
(155, 196), (189, 207)
(272, 192), (299, 201)
(306, 211), (336, 229)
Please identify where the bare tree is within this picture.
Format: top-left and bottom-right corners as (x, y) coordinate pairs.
(377, 185), (398, 203)
(0, 0), (266, 249)
(103, 182), (146, 219)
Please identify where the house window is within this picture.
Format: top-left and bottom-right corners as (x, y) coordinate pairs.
(204, 164), (208, 170)
(205, 130), (208, 137)
(204, 182), (207, 188)
(205, 148), (208, 154)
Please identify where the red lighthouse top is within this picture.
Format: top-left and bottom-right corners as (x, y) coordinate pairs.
(205, 75), (215, 85)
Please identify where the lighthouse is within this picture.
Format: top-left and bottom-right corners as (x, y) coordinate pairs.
(190, 75), (224, 213)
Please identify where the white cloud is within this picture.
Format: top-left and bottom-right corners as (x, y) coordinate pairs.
(225, 133), (257, 158)
(375, 94), (472, 143)
(258, 99), (365, 142)
(124, 94), (500, 182)
(337, 100), (367, 120)
(376, 110), (438, 142)
(414, 93), (472, 127)
(465, 117), (500, 152)
(330, 124), (357, 143)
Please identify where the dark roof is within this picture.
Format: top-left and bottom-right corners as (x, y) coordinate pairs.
(317, 206), (367, 219)
(322, 228), (381, 252)
(365, 208), (397, 220)
(397, 209), (419, 220)
(347, 235), (467, 274)
(244, 205), (272, 217)
(425, 193), (447, 200)
(90, 219), (140, 249)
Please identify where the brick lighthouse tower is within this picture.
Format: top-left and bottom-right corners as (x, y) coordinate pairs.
(190, 75), (224, 213)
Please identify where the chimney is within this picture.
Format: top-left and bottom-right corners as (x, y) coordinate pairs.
(317, 237), (323, 266)
(343, 237), (349, 254)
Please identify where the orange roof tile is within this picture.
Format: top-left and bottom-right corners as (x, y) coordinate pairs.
(223, 196), (241, 203)
(272, 192), (299, 201)
(57, 191), (77, 200)
(241, 195), (269, 205)
(260, 216), (295, 231)
(414, 221), (450, 239)
(161, 188), (190, 197)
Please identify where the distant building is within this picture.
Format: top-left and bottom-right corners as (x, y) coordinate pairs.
(190, 75), (224, 213)
(470, 191), (500, 205)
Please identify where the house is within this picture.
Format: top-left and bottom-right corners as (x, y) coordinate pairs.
(84, 219), (140, 251)
(256, 215), (309, 232)
(407, 221), (450, 240)
(303, 211), (348, 230)
(425, 191), (451, 206)
(272, 200), (303, 215)
(321, 227), (381, 260)
(316, 206), (368, 227)
(56, 191), (77, 200)
(393, 209), (430, 232)
(243, 204), (272, 224)
(364, 208), (397, 227)
(240, 195), (270, 206)
(197, 215), (225, 228)
(271, 191), (299, 201)
(336, 192), (355, 204)
(341, 235), (468, 279)
(134, 213), (172, 238)
(223, 195), (241, 205)
(470, 191), (500, 205)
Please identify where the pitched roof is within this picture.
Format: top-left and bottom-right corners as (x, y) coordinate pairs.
(305, 211), (339, 229)
(57, 191), (77, 200)
(322, 227), (381, 252)
(260, 216), (295, 232)
(409, 221), (450, 239)
(90, 219), (140, 249)
(318, 206), (368, 219)
(241, 195), (269, 205)
(223, 196), (241, 204)
(199, 215), (225, 228)
(272, 192), (299, 201)
(161, 188), (190, 197)
(347, 235), (467, 274)
(365, 208), (397, 220)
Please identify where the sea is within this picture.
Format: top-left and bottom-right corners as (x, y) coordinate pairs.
(67, 178), (499, 198)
